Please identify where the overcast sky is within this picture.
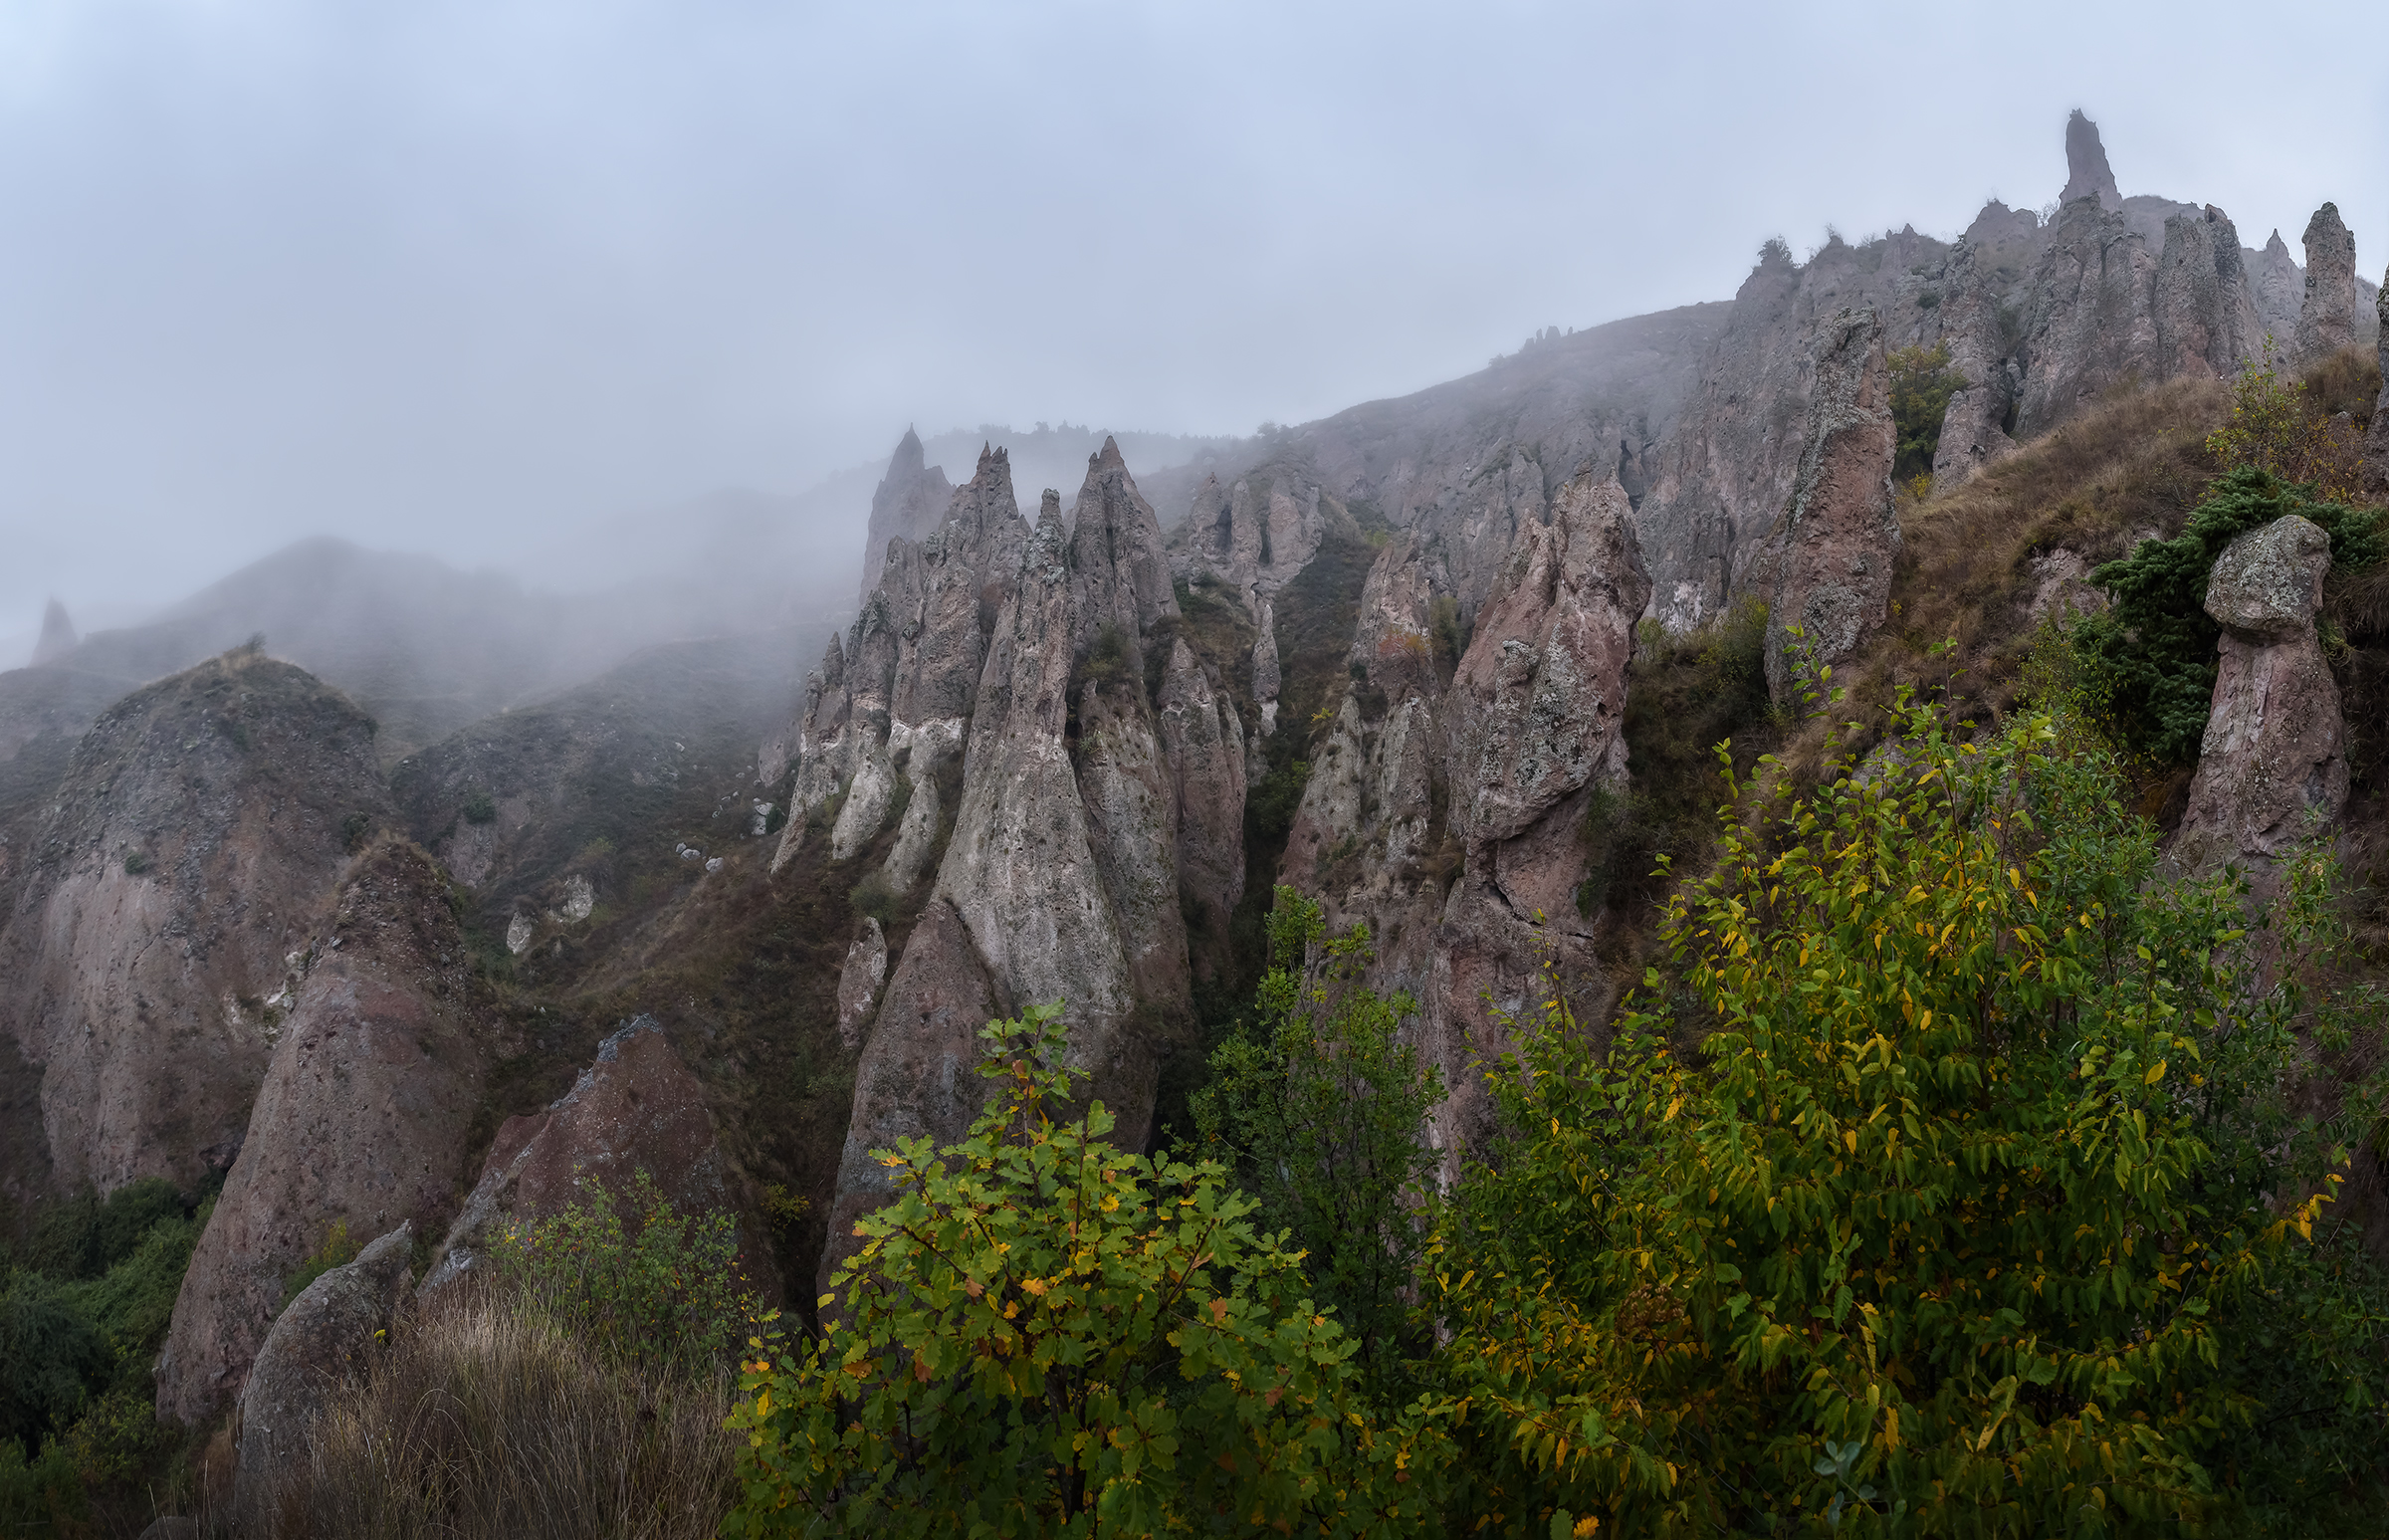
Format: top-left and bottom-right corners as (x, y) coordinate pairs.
(1, 0), (2382, 644)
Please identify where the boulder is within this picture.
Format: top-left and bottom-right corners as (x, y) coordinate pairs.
(158, 840), (489, 1428)
(419, 1016), (772, 1299)
(231, 1221), (414, 1528)
(0, 650), (390, 1200)
(1763, 309), (1900, 704)
(2293, 203), (2361, 365)
(2176, 516), (2347, 867)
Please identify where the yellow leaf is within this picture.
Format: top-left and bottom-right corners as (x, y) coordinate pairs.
(1664, 1096), (1683, 1122)
(1844, 1130), (1857, 1154)
(2143, 1060), (2166, 1085)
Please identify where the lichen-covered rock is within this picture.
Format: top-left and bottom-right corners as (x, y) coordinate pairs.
(419, 1016), (770, 1299)
(2294, 203), (2361, 365)
(231, 1221), (414, 1527)
(0, 650), (390, 1201)
(2177, 516), (2347, 867)
(159, 840), (488, 1428)
(1762, 309), (1900, 704)
(836, 918), (888, 1048)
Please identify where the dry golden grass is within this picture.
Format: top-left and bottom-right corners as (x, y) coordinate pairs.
(1770, 376), (2232, 787)
(247, 1287), (735, 1540)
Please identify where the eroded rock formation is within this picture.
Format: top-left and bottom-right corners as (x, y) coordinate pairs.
(2060, 109), (2121, 211)
(0, 649), (389, 1200)
(858, 427), (955, 601)
(159, 840), (489, 1427)
(1762, 310), (1900, 704)
(2294, 203), (2361, 365)
(2175, 516), (2346, 870)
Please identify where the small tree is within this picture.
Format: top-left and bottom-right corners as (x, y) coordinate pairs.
(722, 1003), (1438, 1538)
(1193, 889), (1442, 1402)
(1887, 342), (1968, 485)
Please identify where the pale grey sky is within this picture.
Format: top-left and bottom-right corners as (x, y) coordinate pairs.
(3, 0), (2383, 642)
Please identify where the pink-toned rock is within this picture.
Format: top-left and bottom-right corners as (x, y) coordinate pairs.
(420, 1015), (772, 1300)
(158, 840), (488, 1427)
(1156, 639), (1247, 954)
(1425, 471), (1648, 1164)
(2367, 265), (2389, 500)
(2176, 516), (2347, 868)
(1762, 309), (1900, 704)
(2059, 109), (2120, 211)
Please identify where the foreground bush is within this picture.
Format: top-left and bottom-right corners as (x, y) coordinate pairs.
(723, 1003), (1440, 1538)
(272, 1285), (736, 1540)
(1431, 683), (2387, 1534)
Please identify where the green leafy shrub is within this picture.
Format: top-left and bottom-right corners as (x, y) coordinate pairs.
(463, 790), (499, 825)
(1888, 341), (1968, 484)
(846, 872), (899, 925)
(722, 1002), (1438, 1537)
(1192, 889), (1441, 1401)
(497, 1168), (757, 1376)
(2081, 465), (2381, 763)
(121, 852), (150, 876)
(1429, 685), (2387, 1533)
(1244, 757), (1310, 845)
(282, 1218), (360, 1311)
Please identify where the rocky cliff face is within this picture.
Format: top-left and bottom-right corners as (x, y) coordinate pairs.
(802, 439), (1245, 1288)
(2250, 230), (2304, 344)
(0, 650), (389, 1203)
(1760, 309), (1900, 705)
(1638, 112), (2272, 629)
(157, 840), (487, 1427)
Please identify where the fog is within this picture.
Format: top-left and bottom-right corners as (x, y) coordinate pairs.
(2, 0), (2383, 652)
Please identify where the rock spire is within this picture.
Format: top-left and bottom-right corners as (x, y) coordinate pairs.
(29, 598), (77, 667)
(858, 427), (955, 600)
(2060, 110), (2121, 211)
(2293, 202), (2361, 364)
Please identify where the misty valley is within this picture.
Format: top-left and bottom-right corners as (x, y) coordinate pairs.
(6, 110), (2389, 1538)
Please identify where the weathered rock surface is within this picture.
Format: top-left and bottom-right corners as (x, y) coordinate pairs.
(822, 443), (1221, 1291)
(159, 840), (489, 1428)
(2060, 109), (2121, 211)
(2294, 203), (2361, 365)
(0, 650), (389, 1200)
(2177, 516), (2346, 867)
(29, 600), (78, 669)
(1639, 113), (2270, 625)
(858, 428), (955, 602)
(420, 1016), (771, 1297)
(1427, 471), (1649, 1162)
(771, 443), (1027, 875)
(231, 1221), (413, 1525)
(1762, 310), (1900, 704)
(837, 917), (888, 1048)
